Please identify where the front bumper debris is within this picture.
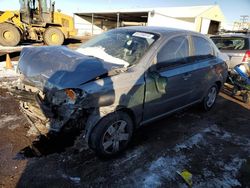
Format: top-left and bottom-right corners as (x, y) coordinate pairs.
(19, 100), (50, 135)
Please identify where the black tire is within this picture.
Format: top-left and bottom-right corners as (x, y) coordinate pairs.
(242, 93), (249, 103)
(89, 111), (134, 157)
(0, 23), (21, 46)
(201, 85), (218, 111)
(43, 27), (64, 46)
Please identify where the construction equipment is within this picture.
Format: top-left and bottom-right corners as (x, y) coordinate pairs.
(0, 0), (77, 46)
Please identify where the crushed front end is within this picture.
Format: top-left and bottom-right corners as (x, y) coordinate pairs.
(17, 46), (124, 136)
(15, 46), (107, 135)
(17, 79), (88, 135)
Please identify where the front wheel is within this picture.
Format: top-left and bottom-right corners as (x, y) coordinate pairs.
(89, 111), (134, 157)
(0, 23), (21, 46)
(201, 85), (218, 111)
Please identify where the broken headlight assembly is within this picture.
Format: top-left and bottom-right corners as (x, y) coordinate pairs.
(50, 89), (86, 106)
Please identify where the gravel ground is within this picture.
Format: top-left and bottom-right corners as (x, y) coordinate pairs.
(0, 76), (250, 188)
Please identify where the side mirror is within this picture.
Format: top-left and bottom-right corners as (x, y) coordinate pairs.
(148, 66), (168, 94)
(149, 62), (166, 73)
(149, 64), (158, 73)
(148, 56), (159, 73)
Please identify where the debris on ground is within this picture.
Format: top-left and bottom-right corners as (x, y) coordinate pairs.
(177, 169), (193, 187)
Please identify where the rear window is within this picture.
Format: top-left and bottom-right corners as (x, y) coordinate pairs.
(211, 37), (249, 50)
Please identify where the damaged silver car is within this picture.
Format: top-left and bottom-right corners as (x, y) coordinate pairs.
(17, 26), (228, 156)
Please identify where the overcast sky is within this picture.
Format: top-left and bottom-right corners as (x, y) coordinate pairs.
(1, 0), (249, 25)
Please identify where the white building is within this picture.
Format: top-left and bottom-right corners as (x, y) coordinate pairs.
(74, 5), (225, 36)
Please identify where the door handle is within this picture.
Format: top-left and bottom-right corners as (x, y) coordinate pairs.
(182, 73), (192, 80)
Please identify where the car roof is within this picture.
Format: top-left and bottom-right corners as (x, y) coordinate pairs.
(211, 34), (250, 39)
(114, 26), (205, 37)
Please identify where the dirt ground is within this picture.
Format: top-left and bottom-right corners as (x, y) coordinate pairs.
(0, 76), (250, 188)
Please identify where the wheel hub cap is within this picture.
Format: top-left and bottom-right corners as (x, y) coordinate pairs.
(102, 120), (129, 153)
(3, 31), (13, 41)
(51, 33), (59, 43)
(207, 87), (217, 107)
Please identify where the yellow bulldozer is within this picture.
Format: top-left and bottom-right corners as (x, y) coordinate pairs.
(0, 0), (77, 46)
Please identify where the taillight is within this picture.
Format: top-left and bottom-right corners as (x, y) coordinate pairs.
(242, 50), (250, 62)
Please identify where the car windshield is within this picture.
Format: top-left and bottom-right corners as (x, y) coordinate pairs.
(211, 37), (249, 50)
(77, 29), (159, 67)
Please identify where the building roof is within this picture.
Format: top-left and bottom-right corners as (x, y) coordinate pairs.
(75, 5), (217, 19)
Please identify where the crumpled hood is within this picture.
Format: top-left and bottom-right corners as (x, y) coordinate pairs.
(18, 46), (123, 90)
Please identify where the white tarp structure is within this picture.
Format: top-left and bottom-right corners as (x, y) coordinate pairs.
(147, 11), (195, 31)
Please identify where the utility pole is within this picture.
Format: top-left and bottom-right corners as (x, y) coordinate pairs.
(240, 15), (249, 23)
(240, 15), (249, 29)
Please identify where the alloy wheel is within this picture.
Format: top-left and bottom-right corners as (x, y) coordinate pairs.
(206, 86), (217, 108)
(102, 120), (129, 154)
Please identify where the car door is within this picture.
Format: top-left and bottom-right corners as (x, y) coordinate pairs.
(143, 35), (194, 122)
(188, 35), (218, 102)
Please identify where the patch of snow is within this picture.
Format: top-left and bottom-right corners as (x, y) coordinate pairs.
(202, 168), (215, 178)
(115, 146), (145, 167)
(69, 176), (81, 184)
(8, 123), (21, 130)
(143, 173), (161, 188)
(221, 131), (232, 139)
(174, 124), (223, 152)
(62, 174), (81, 185)
(130, 155), (188, 188)
(76, 47), (129, 67)
(0, 45), (33, 51)
(175, 133), (206, 152)
(26, 125), (40, 136)
(196, 157), (245, 188)
(0, 61), (19, 79)
(202, 124), (221, 134)
(128, 124), (250, 187)
(0, 95), (9, 99)
(204, 125), (250, 148)
(0, 115), (22, 129)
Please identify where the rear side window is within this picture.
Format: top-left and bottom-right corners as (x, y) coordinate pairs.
(157, 36), (189, 64)
(211, 37), (249, 50)
(192, 36), (213, 57)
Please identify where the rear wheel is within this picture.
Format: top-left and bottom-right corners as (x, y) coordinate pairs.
(0, 23), (21, 46)
(43, 27), (64, 46)
(201, 85), (218, 111)
(89, 111), (134, 157)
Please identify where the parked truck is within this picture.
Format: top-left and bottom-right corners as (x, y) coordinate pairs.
(0, 0), (76, 46)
